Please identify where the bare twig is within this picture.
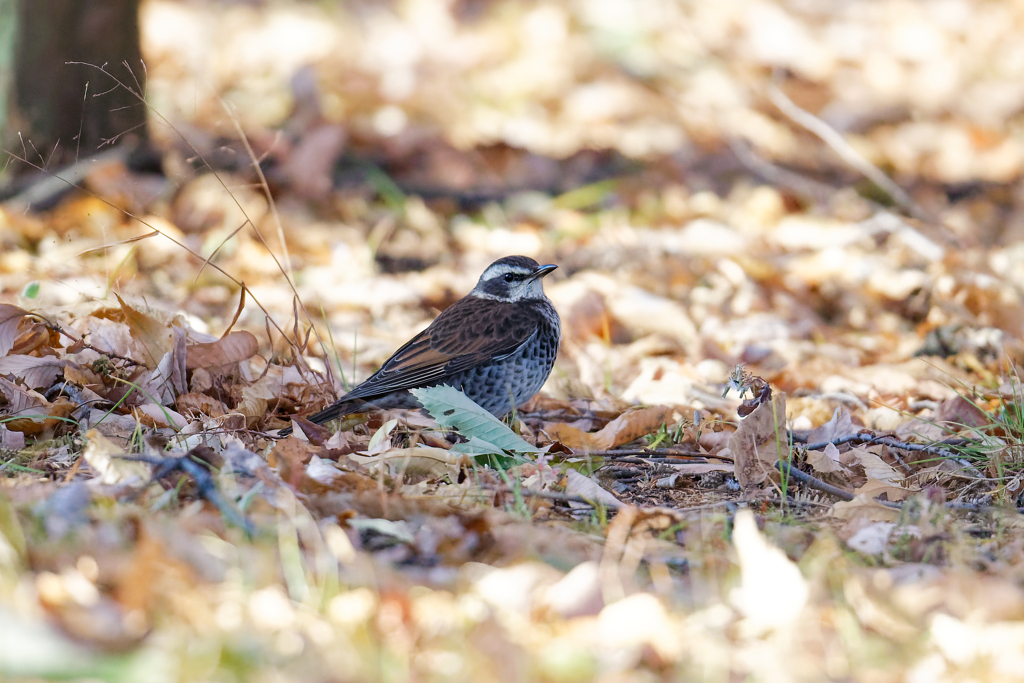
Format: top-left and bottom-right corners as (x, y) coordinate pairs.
(767, 83), (931, 223)
(574, 448), (727, 461)
(776, 460), (856, 502)
(43, 320), (141, 367)
(800, 431), (962, 459)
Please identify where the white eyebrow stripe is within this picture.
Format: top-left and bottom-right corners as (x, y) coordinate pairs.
(481, 263), (532, 279)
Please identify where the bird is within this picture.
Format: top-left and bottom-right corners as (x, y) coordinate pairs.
(280, 255), (560, 436)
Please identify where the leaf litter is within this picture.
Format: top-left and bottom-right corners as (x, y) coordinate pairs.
(3, 1), (1024, 681)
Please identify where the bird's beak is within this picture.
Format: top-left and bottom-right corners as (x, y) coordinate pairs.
(528, 264), (558, 281)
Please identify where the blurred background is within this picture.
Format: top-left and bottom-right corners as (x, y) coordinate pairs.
(5, 5), (1024, 681)
(1, 0), (1023, 408)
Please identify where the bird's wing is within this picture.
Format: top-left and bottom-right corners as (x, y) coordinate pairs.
(341, 298), (542, 401)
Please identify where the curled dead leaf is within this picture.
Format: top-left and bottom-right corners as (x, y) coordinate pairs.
(115, 294), (173, 368)
(185, 331), (258, 370)
(132, 404), (186, 430)
(732, 393), (789, 489)
(548, 405), (671, 451)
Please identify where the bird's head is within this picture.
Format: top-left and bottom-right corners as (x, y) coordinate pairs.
(471, 255), (558, 302)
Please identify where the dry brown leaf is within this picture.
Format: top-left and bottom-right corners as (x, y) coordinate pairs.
(935, 395), (989, 429)
(831, 494), (901, 522)
(82, 429), (150, 485)
(807, 406), (858, 444)
(806, 442), (846, 474)
(0, 378), (77, 435)
(698, 429), (732, 454)
(855, 478), (912, 502)
(349, 446), (468, 479)
(116, 294), (173, 368)
(545, 421), (593, 449)
(548, 405), (671, 451)
(185, 331), (259, 370)
(0, 304), (30, 357)
(843, 447), (903, 486)
(895, 418), (948, 442)
(135, 339), (187, 407)
(270, 437), (321, 487)
(175, 392), (229, 418)
(565, 468), (623, 509)
(73, 316), (133, 359)
(0, 425), (25, 451)
(0, 377), (47, 416)
(0, 356), (66, 390)
(732, 393), (790, 489)
(63, 364), (105, 393)
(133, 404), (187, 430)
(11, 321), (55, 357)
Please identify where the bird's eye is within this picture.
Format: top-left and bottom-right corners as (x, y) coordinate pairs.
(504, 273), (517, 283)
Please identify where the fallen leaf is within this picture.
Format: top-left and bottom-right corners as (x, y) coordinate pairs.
(133, 404), (186, 430)
(175, 392), (229, 418)
(237, 379), (277, 427)
(730, 509), (808, 634)
(0, 304), (30, 357)
(185, 331), (258, 370)
(0, 425), (26, 451)
(412, 386), (538, 454)
(732, 393), (789, 489)
(855, 478), (913, 502)
(831, 494), (901, 522)
(846, 522), (896, 555)
(0, 378), (75, 435)
(0, 356), (66, 390)
(548, 405), (671, 451)
(116, 294), (173, 368)
(82, 429), (150, 485)
(806, 442), (847, 474)
(269, 437), (320, 487)
(565, 468), (623, 509)
(935, 394), (989, 430)
(807, 406), (859, 444)
(844, 446), (904, 486)
(349, 446), (468, 479)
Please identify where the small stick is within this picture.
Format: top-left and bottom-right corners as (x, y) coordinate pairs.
(768, 83), (930, 222)
(800, 432), (961, 460)
(775, 460), (855, 502)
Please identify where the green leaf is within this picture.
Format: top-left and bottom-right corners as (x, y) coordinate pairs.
(21, 282), (39, 299)
(411, 385), (539, 456)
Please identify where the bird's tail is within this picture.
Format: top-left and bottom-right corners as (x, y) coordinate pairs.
(276, 398), (365, 437)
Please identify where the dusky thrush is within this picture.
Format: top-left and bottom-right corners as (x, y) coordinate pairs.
(280, 255), (560, 435)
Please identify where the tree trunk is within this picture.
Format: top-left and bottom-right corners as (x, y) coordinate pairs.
(0, 0), (16, 164)
(12, 0), (147, 172)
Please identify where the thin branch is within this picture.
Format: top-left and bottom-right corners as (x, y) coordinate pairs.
(767, 83), (931, 223)
(800, 431), (963, 459)
(776, 460), (856, 502)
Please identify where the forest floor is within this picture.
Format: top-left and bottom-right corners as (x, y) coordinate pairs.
(3, 0), (1024, 681)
